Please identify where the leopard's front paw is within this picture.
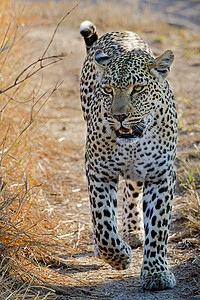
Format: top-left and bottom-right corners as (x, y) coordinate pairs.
(142, 270), (176, 290)
(123, 231), (144, 249)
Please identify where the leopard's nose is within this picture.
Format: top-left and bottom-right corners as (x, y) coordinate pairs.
(113, 114), (127, 122)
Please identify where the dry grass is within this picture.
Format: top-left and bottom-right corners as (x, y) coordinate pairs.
(23, 0), (171, 35)
(181, 185), (200, 232)
(0, 1), (74, 298)
(178, 149), (200, 233)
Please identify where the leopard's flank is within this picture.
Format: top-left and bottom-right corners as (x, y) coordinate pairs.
(79, 20), (177, 291)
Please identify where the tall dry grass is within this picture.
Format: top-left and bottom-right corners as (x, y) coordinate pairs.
(0, 1), (73, 298)
(178, 154), (200, 234)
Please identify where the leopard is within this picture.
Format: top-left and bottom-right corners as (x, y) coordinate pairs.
(79, 20), (177, 291)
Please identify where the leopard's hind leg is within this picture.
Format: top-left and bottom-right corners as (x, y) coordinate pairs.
(122, 180), (144, 248)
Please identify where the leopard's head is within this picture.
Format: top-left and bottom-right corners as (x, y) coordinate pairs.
(94, 49), (174, 140)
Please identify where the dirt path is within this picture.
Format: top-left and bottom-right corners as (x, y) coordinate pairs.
(26, 21), (200, 299)
(138, 0), (200, 32)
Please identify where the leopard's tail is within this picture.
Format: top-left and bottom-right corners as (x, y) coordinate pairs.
(79, 20), (98, 52)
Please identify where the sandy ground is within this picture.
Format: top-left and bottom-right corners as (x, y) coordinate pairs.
(26, 14), (200, 300)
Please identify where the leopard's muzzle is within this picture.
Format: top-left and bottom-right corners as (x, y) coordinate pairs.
(116, 124), (144, 139)
(113, 114), (146, 140)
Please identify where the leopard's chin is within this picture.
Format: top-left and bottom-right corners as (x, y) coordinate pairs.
(116, 126), (143, 139)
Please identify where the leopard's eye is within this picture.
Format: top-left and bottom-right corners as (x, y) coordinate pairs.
(103, 86), (113, 94)
(132, 85), (143, 93)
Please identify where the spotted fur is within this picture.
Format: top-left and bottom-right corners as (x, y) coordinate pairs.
(79, 21), (177, 291)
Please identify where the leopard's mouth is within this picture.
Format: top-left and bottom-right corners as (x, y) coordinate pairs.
(116, 125), (143, 139)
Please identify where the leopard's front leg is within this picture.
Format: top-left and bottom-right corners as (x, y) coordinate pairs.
(87, 170), (132, 270)
(141, 173), (176, 290)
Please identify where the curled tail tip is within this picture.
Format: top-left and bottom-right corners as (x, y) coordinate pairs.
(79, 20), (96, 37)
(80, 20), (98, 52)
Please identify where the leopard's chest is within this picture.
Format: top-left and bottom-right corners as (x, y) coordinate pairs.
(86, 136), (170, 181)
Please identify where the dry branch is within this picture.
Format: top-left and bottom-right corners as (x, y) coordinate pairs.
(0, 55), (64, 97)
(0, 2), (79, 98)
(41, 2), (79, 63)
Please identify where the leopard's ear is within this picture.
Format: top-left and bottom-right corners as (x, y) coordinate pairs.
(149, 50), (174, 81)
(94, 50), (113, 69)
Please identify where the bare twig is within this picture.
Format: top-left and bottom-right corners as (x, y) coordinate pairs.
(41, 2), (79, 63)
(0, 80), (62, 162)
(0, 124), (10, 166)
(32, 80), (63, 119)
(0, 23), (11, 53)
(0, 2), (79, 99)
(0, 55), (64, 96)
(0, 25), (19, 73)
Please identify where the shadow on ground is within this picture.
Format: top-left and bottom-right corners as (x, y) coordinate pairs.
(44, 255), (200, 300)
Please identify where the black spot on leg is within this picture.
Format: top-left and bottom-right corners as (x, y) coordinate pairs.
(145, 224), (149, 236)
(158, 220), (161, 228)
(133, 192), (139, 198)
(104, 231), (109, 239)
(151, 230), (157, 238)
(143, 201), (147, 212)
(160, 265), (165, 271)
(150, 251), (156, 258)
(150, 240), (157, 247)
(155, 199), (163, 210)
(96, 212), (102, 219)
(116, 238), (120, 245)
(152, 193), (156, 201)
(151, 215), (156, 226)
(129, 203), (134, 210)
(111, 238), (116, 247)
(166, 202), (171, 213)
(104, 209), (111, 217)
(160, 208), (165, 216)
(128, 184), (134, 191)
(104, 221), (112, 231)
(97, 223), (103, 231)
(98, 201), (103, 208)
(102, 238), (108, 246)
(128, 213), (133, 219)
(158, 186), (168, 193)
